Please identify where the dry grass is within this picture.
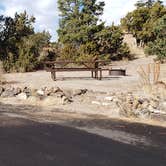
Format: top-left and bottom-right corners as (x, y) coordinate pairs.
(138, 62), (160, 86)
(138, 62), (166, 97)
(0, 61), (5, 84)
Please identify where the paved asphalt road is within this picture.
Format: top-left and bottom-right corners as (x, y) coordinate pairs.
(0, 115), (166, 166)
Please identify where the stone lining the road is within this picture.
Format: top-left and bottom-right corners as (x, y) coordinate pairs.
(0, 85), (166, 122)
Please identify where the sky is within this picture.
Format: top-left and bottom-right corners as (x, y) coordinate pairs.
(0, 0), (166, 41)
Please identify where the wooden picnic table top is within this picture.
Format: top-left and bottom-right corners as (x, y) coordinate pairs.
(44, 60), (111, 64)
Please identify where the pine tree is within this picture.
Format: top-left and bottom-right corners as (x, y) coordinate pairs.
(57, 0), (105, 45)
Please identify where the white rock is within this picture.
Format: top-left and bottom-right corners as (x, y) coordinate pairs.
(92, 101), (101, 105)
(150, 109), (166, 115)
(37, 89), (44, 96)
(102, 102), (111, 106)
(43, 96), (68, 106)
(17, 93), (28, 100)
(162, 102), (166, 108)
(104, 96), (114, 101)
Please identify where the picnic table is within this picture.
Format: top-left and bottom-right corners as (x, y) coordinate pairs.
(44, 60), (111, 81)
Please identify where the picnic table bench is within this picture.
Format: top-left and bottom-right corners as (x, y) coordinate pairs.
(44, 60), (111, 81)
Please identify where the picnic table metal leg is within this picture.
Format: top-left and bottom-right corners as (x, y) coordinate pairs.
(95, 70), (98, 79)
(91, 71), (94, 78)
(99, 70), (102, 80)
(51, 71), (56, 81)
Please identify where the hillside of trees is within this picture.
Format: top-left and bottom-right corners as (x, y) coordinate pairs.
(121, 0), (166, 61)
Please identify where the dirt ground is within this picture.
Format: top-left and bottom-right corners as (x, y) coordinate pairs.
(4, 56), (159, 93)
(2, 55), (166, 126)
(0, 56), (166, 165)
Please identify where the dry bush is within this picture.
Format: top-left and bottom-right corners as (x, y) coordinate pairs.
(138, 62), (166, 97)
(138, 63), (160, 86)
(0, 61), (5, 84)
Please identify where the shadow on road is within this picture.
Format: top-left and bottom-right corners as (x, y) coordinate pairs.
(0, 115), (165, 166)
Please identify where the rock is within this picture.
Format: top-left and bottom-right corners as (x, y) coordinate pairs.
(73, 89), (87, 96)
(36, 89), (45, 96)
(148, 105), (155, 112)
(137, 98), (144, 104)
(133, 99), (140, 109)
(159, 102), (166, 112)
(51, 87), (62, 93)
(92, 101), (101, 105)
(63, 89), (73, 98)
(13, 87), (22, 95)
(51, 91), (65, 98)
(126, 94), (135, 104)
(61, 96), (72, 104)
(141, 100), (150, 109)
(151, 109), (166, 114)
(23, 87), (31, 96)
(150, 99), (159, 109)
(102, 102), (111, 106)
(135, 109), (151, 119)
(1, 87), (15, 97)
(43, 88), (51, 96)
(43, 96), (70, 105)
(17, 93), (28, 100)
(104, 96), (114, 101)
(0, 86), (4, 96)
(47, 87), (63, 96)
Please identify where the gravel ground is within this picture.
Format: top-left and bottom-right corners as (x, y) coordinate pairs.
(3, 56), (158, 93)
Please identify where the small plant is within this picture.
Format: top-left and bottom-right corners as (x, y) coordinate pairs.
(138, 62), (160, 86)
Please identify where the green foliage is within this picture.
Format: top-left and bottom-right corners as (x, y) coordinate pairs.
(135, 0), (155, 8)
(59, 44), (78, 61)
(0, 12), (51, 72)
(57, 0), (104, 45)
(121, 0), (166, 61)
(15, 32), (51, 72)
(58, 0), (130, 61)
(121, 0), (166, 44)
(96, 25), (130, 60)
(77, 42), (98, 61)
(145, 15), (166, 60)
